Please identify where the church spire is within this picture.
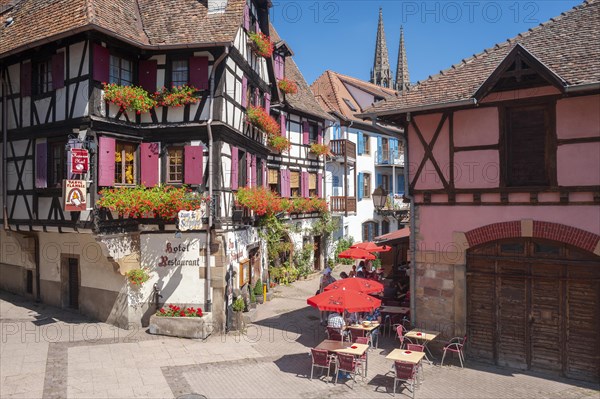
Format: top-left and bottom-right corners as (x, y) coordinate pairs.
(370, 8), (393, 89)
(395, 26), (410, 92)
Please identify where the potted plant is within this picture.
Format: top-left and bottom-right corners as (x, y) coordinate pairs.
(277, 78), (298, 95)
(253, 279), (264, 304)
(103, 83), (157, 115)
(153, 85), (199, 107)
(232, 297), (245, 332)
(125, 268), (150, 286)
(248, 32), (274, 58)
(149, 304), (211, 339)
(309, 143), (331, 158)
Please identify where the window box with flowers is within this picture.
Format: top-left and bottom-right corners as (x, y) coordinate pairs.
(235, 186), (328, 217)
(267, 135), (291, 153)
(103, 83), (157, 115)
(149, 304), (212, 339)
(153, 85), (199, 107)
(248, 32), (274, 58)
(309, 143), (331, 158)
(277, 78), (298, 95)
(246, 105), (291, 153)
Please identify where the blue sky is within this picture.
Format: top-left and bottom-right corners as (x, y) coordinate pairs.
(270, 1), (582, 85)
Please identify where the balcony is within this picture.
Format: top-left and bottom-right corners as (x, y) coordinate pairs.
(375, 149), (404, 166)
(330, 139), (356, 161)
(330, 196), (357, 214)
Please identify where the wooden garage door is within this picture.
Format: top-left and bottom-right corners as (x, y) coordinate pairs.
(467, 238), (600, 382)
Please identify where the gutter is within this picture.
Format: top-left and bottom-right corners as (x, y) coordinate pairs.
(358, 98), (477, 119)
(205, 46), (229, 314)
(2, 67), (7, 230)
(564, 82), (600, 93)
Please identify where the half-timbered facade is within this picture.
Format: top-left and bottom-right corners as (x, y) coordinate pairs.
(0, 0), (328, 331)
(362, 0), (600, 382)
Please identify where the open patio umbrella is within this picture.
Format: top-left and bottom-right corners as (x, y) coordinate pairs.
(351, 242), (391, 252)
(324, 277), (384, 294)
(337, 247), (376, 260)
(307, 287), (382, 313)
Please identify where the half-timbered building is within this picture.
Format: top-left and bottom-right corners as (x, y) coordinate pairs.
(0, 0), (328, 331)
(362, 0), (600, 382)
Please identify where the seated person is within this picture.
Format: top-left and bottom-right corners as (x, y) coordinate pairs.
(327, 311), (346, 330)
(383, 280), (399, 298)
(346, 312), (360, 325)
(363, 307), (382, 347)
(339, 271), (349, 279)
(356, 270), (366, 278)
(348, 265), (357, 278)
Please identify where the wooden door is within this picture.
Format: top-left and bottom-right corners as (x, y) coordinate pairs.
(68, 258), (79, 309)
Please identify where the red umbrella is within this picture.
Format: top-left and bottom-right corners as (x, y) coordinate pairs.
(307, 287), (382, 313)
(351, 242), (391, 252)
(324, 277), (384, 294)
(337, 247), (376, 260)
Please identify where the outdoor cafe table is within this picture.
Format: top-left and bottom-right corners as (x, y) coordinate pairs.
(386, 349), (426, 385)
(380, 306), (410, 315)
(316, 339), (370, 377)
(345, 322), (381, 348)
(404, 329), (440, 362)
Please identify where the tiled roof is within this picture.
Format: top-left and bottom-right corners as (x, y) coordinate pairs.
(362, 0), (600, 116)
(0, 0), (245, 57)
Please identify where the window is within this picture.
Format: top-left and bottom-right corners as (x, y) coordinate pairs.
(363, 134), (370, 154)
(268, 168), (279, 193)
(256, 159), (263, 187)
(167, 147), (184, 183)
(238, 151), (247, 188)
(109, 55), (132, 86)
(309, 123), (318, 144)
(381, 220), (390, 235)
(49, 141), (66, 187)
(505, 104), (552, 187)
(290, 171), (300, 197)
(171, 60), (188, 87)
(115, 142), (136, 185)
(362, 173), (371, 198)
(33, 59), (52, 95)
(309, 173), (317, 197)
(362, 221), (378, 242)
(381, 174), (389, 192)
(343, 98), (357, 111)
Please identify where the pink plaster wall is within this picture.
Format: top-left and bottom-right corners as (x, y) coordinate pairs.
(417, 205), (600, 250)
(557, 142), (600, 186)
(453, 107), (499, 147)
(453, 150), (499, 189)
(556, 95), (600, 139)
(479, 86), (561, 103)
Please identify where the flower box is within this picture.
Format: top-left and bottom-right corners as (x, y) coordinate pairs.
(248, 32), (274, 58)
(278, 78), (298, 95)
(148, 312), (213, 339)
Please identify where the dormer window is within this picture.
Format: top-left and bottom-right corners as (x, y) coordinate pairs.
(343, 98), (357, 111)
(33, 59), (52, 95)
(109, 55), (132, 86)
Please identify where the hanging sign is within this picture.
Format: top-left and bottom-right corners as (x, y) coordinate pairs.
(177, 205), (207, 231)
(63, 180), (87, 211)
(70, 148), (89, 174)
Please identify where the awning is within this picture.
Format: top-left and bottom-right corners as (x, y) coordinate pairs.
(375, 228), (410, 244)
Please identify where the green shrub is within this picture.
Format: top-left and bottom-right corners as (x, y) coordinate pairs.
(334, 236), (355, 265)
(232, 297), (245, 312)
(253, 279), (264, 297)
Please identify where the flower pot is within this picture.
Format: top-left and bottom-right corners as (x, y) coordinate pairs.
(148, 313), (212, 339)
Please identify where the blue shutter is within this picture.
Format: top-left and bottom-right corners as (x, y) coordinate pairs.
(398, 174), (405, 195)
(376, 173), (382, 189)
(357, 173), (363, 201)
(390, 138), (398, 160)
(377, 136), (383, 163)
(357, 132), (363, 155)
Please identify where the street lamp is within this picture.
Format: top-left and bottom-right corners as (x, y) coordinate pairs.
(372, 185), (409, 222)
(372, 185), (388, 211)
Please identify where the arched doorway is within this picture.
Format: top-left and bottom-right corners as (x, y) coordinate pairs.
(466, 237), (600, 382)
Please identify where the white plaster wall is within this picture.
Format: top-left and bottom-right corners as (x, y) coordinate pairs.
(0, 230), (36, 269)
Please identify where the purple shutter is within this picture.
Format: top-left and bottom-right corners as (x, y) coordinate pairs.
(262, 160), (267, 188)
(230, 146), (239, 190)
(255, 20), (260, 33)
(317, 173), (323, 198)
(243, 4), (250, 30)
(36, 142), (47, 188)
(140, 143), (160, 186)
(264, 93), (271, 113)
(254, 88), (260, 107)
(51, 53), (65, 90)
(251, 155), (257, 187)
(189, 56), (209, 90)
(184, 145), (204, 185)
(274, 54), (283, 80)
(93, 44), (110, 83)
(280, 113), (286, 137)
(20, 62), (31, 97)
(279, 169), (285, 197)
(246, 152), (251, 187)
(138, 60), (157, 93)
(241, 76), (248, 107)
(302, 121), (309, 145)
(317, 126), (323, 144)
(98, 136), (116, 187)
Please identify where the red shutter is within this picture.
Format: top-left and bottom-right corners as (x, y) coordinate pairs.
(317, 172), (323, 198)
(251, 155), (257, 187)
(230, 146), (238, 190)
(140, 143), (160, 187)
(261, 160), (267, 188)
(264, 93), (271, 113)
(280, 114), (286, 137)
(189, 56), (209, 90)
(138, 60), (157, 93)
(98, 136), (116, 187)
(243, 4), (250, 30)
(184, 145), (204, 185)
(36, 142), (47, 188)
(52, 53), (65, 90)
(302, 121), (309, 145)
(20, 62), (31, 97)
(93, 44), (110, 83)
(241, 76), (248, 107)
(317, 126), (323, 144)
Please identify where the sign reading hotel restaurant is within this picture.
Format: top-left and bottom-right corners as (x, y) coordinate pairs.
(177, 205), (207, 231)
(63, 180), (87, 211)
(70, 148), (89, 173)
(141, 234), (202, 269)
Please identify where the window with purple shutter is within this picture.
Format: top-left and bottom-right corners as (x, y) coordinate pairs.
(262, 160), (267, 188)
(317, 126), (323, 144)
(251, 155), (257, 187)
(303, 172), (309, 197)
(317, 173), (323, 197)
(138, 60), (157, 93)
(140, 143), (160, 187)
(254, 88), (260, 106)
(302, 121), (310, 145)
(20, 62), (31, 97)
(274, 54), (284, 80)
(189, 56), (209, 90)
(243, 4), (250, 30)
(241, 76), (248, 107)
(36, 142), (47, 188)
(93, 44), (110, 83)
(51, 53), (65, 90)
(98, 136), (116, 186)
(184, 146), (204, 185)
(264, 93), (271, 113)
(280, 114), (286, 137)
(230, 146), (239, 190)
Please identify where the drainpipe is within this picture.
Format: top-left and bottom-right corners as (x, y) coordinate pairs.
(2, 68), (8, 230)
(205, 47), (229, 313)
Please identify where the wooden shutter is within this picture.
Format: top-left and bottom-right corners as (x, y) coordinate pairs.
(251, 154), (257, 188)
(376, 173), (382, 189)
(243, 4), (250, 30)
(51, 53), (65, 90)
(241, 76), (248, 107)
(317, 173), (323, 197)
(397, 174), (405, 195)
(20, 62), (31, 97)
(253, 88), (260, 106)
(274, 54), (284, 80)
(98, 136), (116, 187)
(35, 142), (47, 188)
(246, 152), (252, 187)
(92, 44), (110, 83)
(357, 172), (363, 201)
(262, 160), (267, 188)
(302, 121), (309, 145)
(280, 114), (286, 137)
(281, 169), (290, 198)
(317, 126), (323, 144)
(264, 93), (271, 113)
(377, 136), (383, 163)
(140, 143), (160, 187)
(138, 60), (157, 93)
(189, 56), (209, 90)
(230, 146), (239, 190)
(357, 132), (363, 155)
(184, 145), (204, 185)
